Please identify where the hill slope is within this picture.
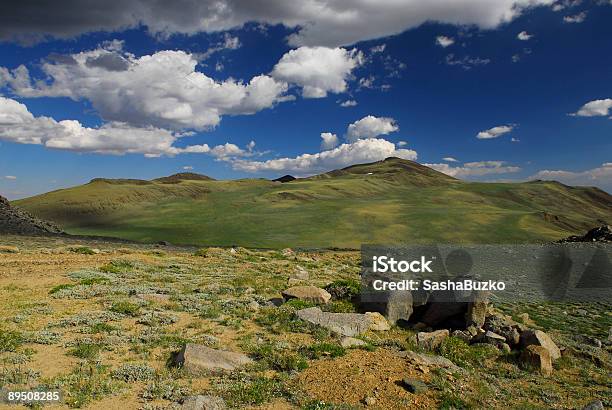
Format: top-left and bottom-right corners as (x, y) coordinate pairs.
(13, 158), (612, 248)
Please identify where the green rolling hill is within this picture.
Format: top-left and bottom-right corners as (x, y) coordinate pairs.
(13, 158), (612, 248)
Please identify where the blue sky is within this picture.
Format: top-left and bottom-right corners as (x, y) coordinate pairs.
(0, 0), (611, 199)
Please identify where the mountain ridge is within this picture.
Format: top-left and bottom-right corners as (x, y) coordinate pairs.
(12, 158), (611, 248)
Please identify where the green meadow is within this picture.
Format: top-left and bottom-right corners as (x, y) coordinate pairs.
(15, 158), (611, 248)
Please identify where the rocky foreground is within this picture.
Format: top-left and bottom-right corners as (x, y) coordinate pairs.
(0, 235), (609, 409)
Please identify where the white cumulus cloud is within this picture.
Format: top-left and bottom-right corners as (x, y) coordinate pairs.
(443, 157), (458, 162)
(425, 160), (521, 178)
(232, 138), (417, 174)
(271, 46), (362, 98)
(0, 96), (251, 157)
(563, 12), (587, 23)
(476, 125), (515, 139)
(320, 132), (339, 150)
(340, 99), (358, 107)
(436, 36), (455, 47)
(572, 99), (612, 117)
(530, 163), (612, 192)
(2, 45), (289, 131)
(517, 31), (533, 40)
(347, 115), (399, 142)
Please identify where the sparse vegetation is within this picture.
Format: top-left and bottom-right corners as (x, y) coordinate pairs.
(0, 235), (609, 409)
(109, 300), (141, 316)
(0, 329), (24, 352)
(69, 342), (103, 360)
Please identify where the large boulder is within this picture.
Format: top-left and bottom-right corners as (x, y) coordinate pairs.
(520, 329), (561, 360)
(296, 307), (371, 337)
(365, 312), (391, 331)
(282, 286), (331, 304)
(416, 329), (449, 350)
(520, 345), (552, 376)
(362, 290), (413, 325)
(175, 344), (252, 374)
(465, 291), (489, 328)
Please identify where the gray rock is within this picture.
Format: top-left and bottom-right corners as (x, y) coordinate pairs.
(582, 400), (604, 410)
(182, 395), (227, 410)
(483, 314), (522, 346)
(296, 307), (371, 337)
(362, 290), (413, 325)
(175, 344), (252, 374)
(465, 290), (489, 327)
(282, 286), (331, 304)
(520, 329), (561, 360)
(340, 337), (367, 348)
(520, 345), (552, 376)
(363, 396), (377, 406)
(477, 330), (507, 346)
(396, 350), (462, 373)
(291, 266), (309, 281)
(401, 378), (428, 394)
(365, 312), (390, 331)
(416, 329), (449, 350)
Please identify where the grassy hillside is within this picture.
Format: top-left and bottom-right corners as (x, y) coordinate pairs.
(14, 158), (612, 248)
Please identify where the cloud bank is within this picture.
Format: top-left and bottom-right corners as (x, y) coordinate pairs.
(0, 0), (555, 47)
(425, 160), (521, 177)
(0, 96), (251, 157)
(232, 138), (417, 174)
(530, 163), (612, 191)
(1, 44), (290, 131)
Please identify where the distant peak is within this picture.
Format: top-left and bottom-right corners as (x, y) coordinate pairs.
(153, 172), (215, 183)
(273, 175), (296, 183)
(308, 157), (458, 186)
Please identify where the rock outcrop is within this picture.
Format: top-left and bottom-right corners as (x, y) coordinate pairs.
(0, 195), (62, 235)
(559, 225), (612, 243)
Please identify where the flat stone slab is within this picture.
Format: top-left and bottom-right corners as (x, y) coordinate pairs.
(396, 350), (462, 373)
(296, 307), (371, 337)
(175, 344), (252, 374)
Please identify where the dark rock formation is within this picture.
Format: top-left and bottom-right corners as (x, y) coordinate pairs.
(0, 195), (63, 235)
(559, 225), (611, 243)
